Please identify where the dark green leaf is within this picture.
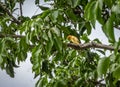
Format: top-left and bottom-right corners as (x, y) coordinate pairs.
(98, 0), (103, 9)
(60, 26), (71, 35)
(36, 77), (48, 87)
(113, 65), (120, 79)
(42, 60), (49, 73)
(32, 45), (42, 58)
(0, 55), (3, 65)
(26, 32), (30, 44)
(97, 57), (110, 77)
(40, 10), (51, 19)
(96, 1), (104, 25)
(54, 80), (67, 87)
(46, 40), (53, 55)
(65, 9), (77, 21)
(54, 35), (62, 52)
(6, 61), (14, 78)
(112, 4), (120, 14)
(104, 0), (114, 8)
(51, 27), (60, 36)
(84, 1), (97, 28)
(103, 14), (115, 43)
(35, 0), (39, 5)
(0, 39), (5, 53)
(85, 22), (92, 35)
(71, 0), (80, 8)
(50, 10), (59, 23)
(32, 62), (40, 71)
(42, 32), (48, 41)
(17, 38), (28, 62)
(81, 34), (90, 42)
(48, 31), (54, 45)
(38, 5), (49, 11)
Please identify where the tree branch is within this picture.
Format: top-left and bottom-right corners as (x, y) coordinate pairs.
(0, 34), (24, 38)
(0, 2), (20, 24)
(0, 34), (119, 52)
(67, 41), (120, 52)
(0, 34), (35, 48)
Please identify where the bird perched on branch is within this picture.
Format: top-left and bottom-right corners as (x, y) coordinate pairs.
(67, 35), (81, 45)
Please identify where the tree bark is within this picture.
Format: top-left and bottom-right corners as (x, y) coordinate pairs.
(67, 41), (120, 52)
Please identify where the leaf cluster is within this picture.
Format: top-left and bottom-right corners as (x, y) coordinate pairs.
(0, 0), (120, 87)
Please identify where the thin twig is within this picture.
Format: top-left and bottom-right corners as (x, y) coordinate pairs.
(19, 0), (23, 17)
(0, 2), (20, 24)
(67, 41), (120, 52)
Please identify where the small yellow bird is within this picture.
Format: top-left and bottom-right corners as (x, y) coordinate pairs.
(67, 35), (81, 45)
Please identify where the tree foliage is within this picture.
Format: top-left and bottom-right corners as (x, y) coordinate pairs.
(0, 0), (120, 86)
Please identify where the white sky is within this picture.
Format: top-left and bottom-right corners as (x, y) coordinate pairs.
(0, 0), (120, 87)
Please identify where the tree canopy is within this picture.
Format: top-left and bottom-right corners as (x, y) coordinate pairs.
(0, 0), (120, 87)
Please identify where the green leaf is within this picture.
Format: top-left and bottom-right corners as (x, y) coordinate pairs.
(50, 10), (59, 23)
(97, 57), (110, 77)
(42, 32), (48, 41)
(51, 27), (60, 36)
(71, 50), (77, 58)
(113, 65), (120, 80)
(36, 76), (48, 87)
(26, 32), (30, 44)
(104, 0), (114, 8)
(32, 62), (40, 71)
(60, 26), (71, 35)
(103, 14), (115, 43)
(71, 0), (80, 8)
(54, 35), (62, 52)
(112, 4), (120, 14)
(54, 80), (67, 87)
(35, 0), (39, 4)
(40, 10), (51, 19)
(84, 1), (97, 28)
(48, 31), (54, 45)
(81, 34), (90, 43)
(0, 39), (5, 53)
(67, 9), (77, 21)
(31, 45), (42, 78)
(79, 23), (86, 36)
(98, 0), (103, 9)
(85, 22), (92, 35)
(6, 62), (14, 78)
(42, 60), (49, 73)
(32, 45), (42, 58)
(46, 40), (53, 55)
(38, 5), (49, 11)
(0, 55), (3, 65)
(95, 1), (104, 25)
(18, 38), (28, 62)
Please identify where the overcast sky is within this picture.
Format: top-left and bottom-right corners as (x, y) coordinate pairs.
(0, 0), (120, 87)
